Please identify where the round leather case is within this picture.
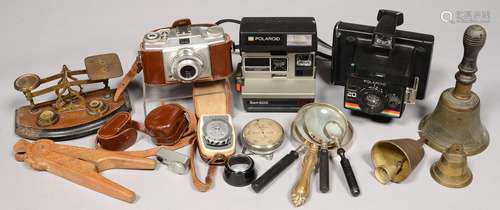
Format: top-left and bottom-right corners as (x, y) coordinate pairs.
(145, 104), (189, 145)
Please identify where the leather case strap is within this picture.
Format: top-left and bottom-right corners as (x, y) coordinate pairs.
(114, 56), (142, 102)
(188, 79), (233, 191)
(171, 18), (192, 27)
(189, 142), (227, 192)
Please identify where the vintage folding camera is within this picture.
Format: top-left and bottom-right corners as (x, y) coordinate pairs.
(235, 17), (317, 112)
(332, 10), (434, 118)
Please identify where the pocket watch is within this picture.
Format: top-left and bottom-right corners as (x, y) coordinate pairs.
(241, 118), (285, 159)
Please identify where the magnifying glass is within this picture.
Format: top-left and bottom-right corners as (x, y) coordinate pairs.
(303, 104), (348, 193)
(251, 103), (358, 206)
(251, 103), (314, 194)
(303, 104), (360, 197)
(323, 121), (360, 197)
(288, 103), (356, 206)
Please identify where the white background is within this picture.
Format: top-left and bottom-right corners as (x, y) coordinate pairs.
(1, 0), (499, 210)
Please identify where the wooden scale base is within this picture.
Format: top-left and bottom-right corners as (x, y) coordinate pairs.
(15, 89), (131, 141)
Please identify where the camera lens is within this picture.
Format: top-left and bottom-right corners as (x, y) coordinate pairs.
(360, 89), (385, 114)
(365, 94), (382, 108)
(180, 65), (197, 80)
(171, 49), (204, 82)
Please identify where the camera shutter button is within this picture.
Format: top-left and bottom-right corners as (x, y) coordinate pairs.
(145, 32), (160, 42)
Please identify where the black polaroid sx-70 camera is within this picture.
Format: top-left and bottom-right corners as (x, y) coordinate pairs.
(332, 9), (434, 118)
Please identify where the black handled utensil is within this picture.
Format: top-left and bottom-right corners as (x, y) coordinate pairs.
(337, 148), (360, 196)
(324, 121), (360, 196)
(251, 150), (300, 193)
(319, 145), (330, 193)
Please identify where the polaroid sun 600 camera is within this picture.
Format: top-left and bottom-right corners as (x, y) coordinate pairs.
(332, 10), (434, 118)
(235, 17), (317, 112)
(141, 19), (233, 84)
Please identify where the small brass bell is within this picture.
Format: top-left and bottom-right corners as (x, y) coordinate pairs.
(430, 144), (472, 188)
(419, 25), (489, 156)
(371, 138), (425, 184)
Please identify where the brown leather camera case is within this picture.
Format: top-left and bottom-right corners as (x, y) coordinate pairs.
(96, 112), (139, 151)
(144, 103), (188, 146)
(140, 50), (166, 85)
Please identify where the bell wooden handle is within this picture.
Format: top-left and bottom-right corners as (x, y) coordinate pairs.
(290, 144), (318, 207)
(454, 25), (486, 98)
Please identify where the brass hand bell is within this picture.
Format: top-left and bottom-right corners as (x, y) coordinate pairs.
(419, 25), (489, 156)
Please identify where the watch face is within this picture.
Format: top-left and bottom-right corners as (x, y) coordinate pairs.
(203, 119), (231, 146)
(243, 118), (284, 149)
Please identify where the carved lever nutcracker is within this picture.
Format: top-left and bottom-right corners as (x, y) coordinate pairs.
(14, 139), (159, 202)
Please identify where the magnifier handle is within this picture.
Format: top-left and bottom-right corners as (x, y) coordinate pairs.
(338, 148), (360, 197)
(290, 144), (318, 207)
(319, 148), (330, 193)
(251, 150), (299, 193)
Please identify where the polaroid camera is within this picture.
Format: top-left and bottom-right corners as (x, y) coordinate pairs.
(235, 17), (317, 112)
(332, 10), (434, 118)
